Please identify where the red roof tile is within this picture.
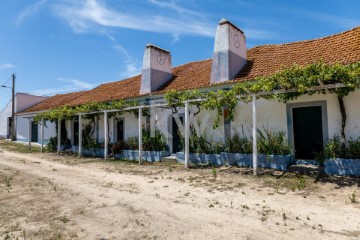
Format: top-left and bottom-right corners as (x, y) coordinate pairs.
(21, 91), (88, 113)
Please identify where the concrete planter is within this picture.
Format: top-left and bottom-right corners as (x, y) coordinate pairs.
(71, 146), (104, 157)
(220, 153), (252, 167)
(71, 146), (79, 152)
(257, 154), (295, 171)
(178, 152), (294, 170)
(83, 148), (104, 157)
(115, 150), (170, 162)
(60, 145), (70, 151)
(324, 158), (360, 176)
(176, 152), (224, 166)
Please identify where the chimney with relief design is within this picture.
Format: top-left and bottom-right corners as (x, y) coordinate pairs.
(210, 18), (247, 84)
(140, 44), (172, 94)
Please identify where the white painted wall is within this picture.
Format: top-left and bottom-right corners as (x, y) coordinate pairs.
(13, 89), (360, 152)
(16, 115), (56, 144)
(1, 93), (47, 139)
(0, 100), (12, 138)
(16, 93), (47, 113)
(231, 90), (360, 141)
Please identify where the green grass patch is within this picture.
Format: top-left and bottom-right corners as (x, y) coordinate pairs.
(0, 140), (41, 153)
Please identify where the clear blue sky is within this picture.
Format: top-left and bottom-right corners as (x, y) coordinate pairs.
(0, 0), (359, 109)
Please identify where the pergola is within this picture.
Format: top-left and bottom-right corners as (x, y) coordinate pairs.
(27, 82), (346, 175)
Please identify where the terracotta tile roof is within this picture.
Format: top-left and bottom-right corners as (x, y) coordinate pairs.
(69, 59), (213, 106)
(69, 75), (142, 106)
(234, 26), (360, 82)
(21, 91), (88, 113)
(22, 26), (360, 113)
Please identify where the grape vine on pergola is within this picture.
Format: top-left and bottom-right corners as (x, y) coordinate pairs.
(30, 62), (360, 175)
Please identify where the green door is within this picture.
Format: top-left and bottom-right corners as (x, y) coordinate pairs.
(31, 122), (38, 142)
(292, 106), (323, 159)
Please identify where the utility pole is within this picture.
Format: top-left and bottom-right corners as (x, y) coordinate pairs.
(11, 74), (16, 141)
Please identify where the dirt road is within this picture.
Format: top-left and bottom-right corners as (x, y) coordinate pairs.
(1, 150), (360, 239)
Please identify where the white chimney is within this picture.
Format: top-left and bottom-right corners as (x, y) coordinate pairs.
(210, 18), (247, 84)
(140, 44), (172, 94)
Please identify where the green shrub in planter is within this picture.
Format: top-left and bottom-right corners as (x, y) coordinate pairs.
(257, 127), (291, 155)
(324, 136), (360, 176)
(112, 128), (168, 153)
(45, 136), (58, 152)
(179, 127), (224, 154)
(325, 135), (360, 159)
(225, 132), (252, 154)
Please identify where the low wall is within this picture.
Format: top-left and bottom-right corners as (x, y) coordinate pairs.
(177, 152), (295, 170)
(71, 146), (104, 157)
(176, 152), (224, 166)
(115, 150), (170, 162)
(324, 158), (360, 176)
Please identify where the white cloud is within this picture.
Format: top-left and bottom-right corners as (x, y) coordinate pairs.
(0, 63), (16, 70)
(171, 33), (180, 43)
(31, 78), (95, 95)
(124, 61), (141, 78)
(147, 0), (204, 18)
(16, 0), (47, 24)
(105, 33), (141, 78)
(54, 0), (215, 37)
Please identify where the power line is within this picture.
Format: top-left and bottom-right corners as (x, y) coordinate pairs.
(1, 74), (13, 87)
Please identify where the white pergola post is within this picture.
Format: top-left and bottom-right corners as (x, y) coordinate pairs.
(252, 94), (258, 176)
(104, 111), (108, 160)
(78, 114), (82, 157)
(57, 119), (61, 155)
(184, 101), (190, 168)
(40, 118), (44, 153)
(28, 118), (32, 150)
(138, 107), (143, 165)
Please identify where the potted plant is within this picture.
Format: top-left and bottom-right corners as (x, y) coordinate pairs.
(176, 127), (224, 166)
(115, 129), (170, 162)
(221, 128), (294, 170)
(324, 136), (360, 176)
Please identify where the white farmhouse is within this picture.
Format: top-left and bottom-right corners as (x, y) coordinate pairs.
(16, 19), (360, 164)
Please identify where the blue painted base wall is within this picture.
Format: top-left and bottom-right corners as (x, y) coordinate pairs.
(115, 150), (170, 162)
(324, 158), (360, 176)
(71, 146), (104, 157)
(176, 152), (224, 166)
(177, 152), (295, 170)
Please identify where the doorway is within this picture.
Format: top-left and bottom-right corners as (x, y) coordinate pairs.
(73, 122), (79, 146)
(117, 119), (124, 142)
(172, 116), (183, 153)
(31, 122), (38, 142)
(287, 101), (328, 160)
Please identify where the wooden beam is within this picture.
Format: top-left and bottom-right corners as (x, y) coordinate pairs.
(184, 101), (190, 168)
(138, 107), (143, 165)
(28, 119), (32, 150)
(104, 111), (108, 160)
(57, 119), (61, 155)
(252, 94), (258, 176)
(78, 115), (82, 157)
(40, 118), (44, 153)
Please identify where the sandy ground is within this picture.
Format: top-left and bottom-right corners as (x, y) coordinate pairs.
(1, 148), (360, 239)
